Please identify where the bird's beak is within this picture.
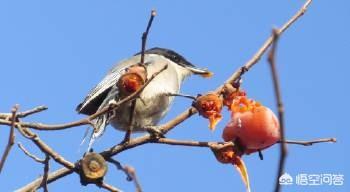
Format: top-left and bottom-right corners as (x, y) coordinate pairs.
(186, 66), (213, 78)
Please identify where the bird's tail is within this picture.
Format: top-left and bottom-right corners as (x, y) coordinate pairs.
(80, 115), (109, 152)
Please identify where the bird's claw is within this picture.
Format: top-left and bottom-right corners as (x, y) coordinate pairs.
(145, 126), (165, 139)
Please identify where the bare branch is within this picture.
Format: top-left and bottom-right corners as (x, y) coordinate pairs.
(279, 138), (336, 146)
(108, 158), (133, 181)
(0, 105), (47, 119)
(140, 10), (156, 64)
(17, 106), (48, 118)
(0, 104), (18, 173)
(17, 123), (35, 139)
(154, 138), (230, 148)
(223, 0), (313, 87)
(42, 154), (50, 192)
(18, 142), (45, 163)
(124, 165), (143, 192)
(268, 29), (286, 192)
(98, 182), (123, 192)
(17, 168), (74, 192)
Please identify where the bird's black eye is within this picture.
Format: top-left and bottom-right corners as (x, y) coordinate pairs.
(172, 55), (180, 63)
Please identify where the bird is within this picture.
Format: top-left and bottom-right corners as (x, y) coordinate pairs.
(76, 47), (211, 150)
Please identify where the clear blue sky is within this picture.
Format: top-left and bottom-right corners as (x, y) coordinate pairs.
(0, 0), (348, 191)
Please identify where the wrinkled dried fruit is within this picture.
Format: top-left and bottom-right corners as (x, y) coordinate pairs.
(223, 97), (280, 154)
(194, 93), (223, 130)
(81, 152), (108, 181)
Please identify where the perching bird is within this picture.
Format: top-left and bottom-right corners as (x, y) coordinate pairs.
(76, 47), (211, 150)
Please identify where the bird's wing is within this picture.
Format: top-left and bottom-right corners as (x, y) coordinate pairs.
(76, 56), (141, 115)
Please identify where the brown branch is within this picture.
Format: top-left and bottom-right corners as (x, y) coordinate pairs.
(154, 138), (232, 149)
(107, 158), (133, 181)
(124, 165), (142, 192)
(279, 138), (336, 146)
(17, 105), (48, 118)
(18, 142), (45, 163)
(140, 10), (156, 64)
(42, 154), (50, 192)
(268, 29), (286, 192)
(17, 168), (74, 192)
(98, 182), (122, 192)
(22, 128), (75, 169)
(16, 123), (35, 139)
(0, 106), (47, 119)
(0, 105), (18, 173)
(222, 0), (313, 88)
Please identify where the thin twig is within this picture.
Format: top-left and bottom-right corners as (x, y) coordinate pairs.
(124, 165), (142, 192)
(42, 154), (50, 192)
(17, 105), (48, 118)
(17, 123), (35, 139)
(140, 10), (156, 64)
(20, 127), (75, 169)
(279, 138), (336, 146)
(223, 0), (313, 88)
(124, 99), (137, 143)
(17, 168), (74, 192)
(0, 104), (18, 173)
(154, 138), (229, 148)
(18, 142), (45, 163)
(107, 158), (133, 181)
(0, 106), (47, 119)
(98, 182), (123, 192)
(268, 29), (286, 192)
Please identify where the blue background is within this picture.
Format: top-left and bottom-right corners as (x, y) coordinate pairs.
(0, 0), (348, 191)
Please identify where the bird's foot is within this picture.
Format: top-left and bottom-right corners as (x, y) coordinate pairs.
(145, 125), (165, 139)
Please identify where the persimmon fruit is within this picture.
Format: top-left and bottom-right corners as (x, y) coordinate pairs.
(223, 97), (280, 154)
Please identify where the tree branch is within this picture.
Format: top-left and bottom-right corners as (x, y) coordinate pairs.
(222, 0), (313, 88)
(267, 28), (286, 192)
(98, 182), (122, 192)
(279, 138), (336, 146)
(124, 165), (143, 192)
(18, 142), (45, 163)
(140, 10), (156, 65)
(0, 105), (18, 173)
(42, 154), (50, 192)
